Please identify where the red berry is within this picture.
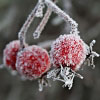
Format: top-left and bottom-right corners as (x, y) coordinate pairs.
(3, 40), (20, 70)
(16, 45), (51, 80)
(50, 34), (88, 71)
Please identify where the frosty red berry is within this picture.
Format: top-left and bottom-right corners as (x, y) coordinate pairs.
(16, 45), (51, 80)
(3, 40), (20, 70)
(50, 34), (88, 71)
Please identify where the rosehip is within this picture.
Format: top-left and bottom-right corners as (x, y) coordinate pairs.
(16, 45), (51, 80)
(3, 40), (20, 70)
(50, 34), (88, 71)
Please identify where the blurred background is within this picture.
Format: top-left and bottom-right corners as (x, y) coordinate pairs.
(0, 0), (100, 100)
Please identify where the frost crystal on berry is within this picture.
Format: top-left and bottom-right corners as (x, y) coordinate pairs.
(47, 65), (83, 89)
(50, 34), (88, 71)
(3, 40), (20, 70)
(16, 45), (51, 80)
(47, 33), (89, 89)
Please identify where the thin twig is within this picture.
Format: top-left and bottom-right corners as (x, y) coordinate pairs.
(33, 7), (52, 39)
(33, 0), (56, 39)
(44, 0), (79, 34)
(18, 2), (42, 49)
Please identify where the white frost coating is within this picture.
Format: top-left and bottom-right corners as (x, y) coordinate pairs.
(16, 45), (51, 80)
(45, 0), (79, 35)
(86, 40), (100, 68)
(33, 7), (52, 39)
(18, 1), (41, 48)
(50, 34), (88, 71)
(47, 65), (83, 89)
(35, 1), (45, 18)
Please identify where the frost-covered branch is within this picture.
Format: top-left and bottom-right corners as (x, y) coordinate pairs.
(18, 1), (45, 49)
(33, 7), (52, 39)
(44, 0), (79, 35)
(33, 0), (57, 39)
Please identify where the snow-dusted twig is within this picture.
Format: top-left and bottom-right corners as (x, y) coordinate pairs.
(33, 7), (52, 39)
(18, 1), (45, 49)
(44, 0), (79, 35)
(33, 0), (57, 39)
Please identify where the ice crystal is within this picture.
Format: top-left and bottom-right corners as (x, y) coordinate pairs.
(86, 40), (99, 68)
(35, 1), (45, 18)
(47, 65), (83, 89)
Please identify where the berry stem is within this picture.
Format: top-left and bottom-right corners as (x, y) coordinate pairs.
(44, 0), (79, 34)
(18, 1), (44, 49)
(33, 0), (56, 39)
(33, 7), (52, 39)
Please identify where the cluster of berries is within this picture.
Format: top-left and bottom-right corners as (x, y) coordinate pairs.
(1, 0), (99, 91)
(3, 33), (99, 90)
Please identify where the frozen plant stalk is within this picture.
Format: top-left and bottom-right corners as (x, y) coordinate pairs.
(18, 0), (45, 49)
(33, 0), (57, 39)
(33, 7), (52, 39)
(44, 0), (79, 35)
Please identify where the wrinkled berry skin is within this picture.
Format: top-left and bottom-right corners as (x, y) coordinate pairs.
(3, 40), (20, 70)
(50, 34), (88, 71)
(16, 45), (51, 80)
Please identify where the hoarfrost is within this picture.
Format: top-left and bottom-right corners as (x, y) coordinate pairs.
(33, 7), (52, 39)
(47, 65), (83, 89)
(86, 40), (99, 68)
(35, 0), (45, 18)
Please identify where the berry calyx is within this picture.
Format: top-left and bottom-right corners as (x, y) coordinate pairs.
(3, 40), (20, 70)
(50, 34), (88, 71)
(16, 45), (51, 80)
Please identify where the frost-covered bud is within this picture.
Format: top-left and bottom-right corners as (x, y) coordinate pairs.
(35, 1), (45, 18)
(3, 40), (20, 70)
(16, 45), (51, 80)
(50, 34), (88, 71)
